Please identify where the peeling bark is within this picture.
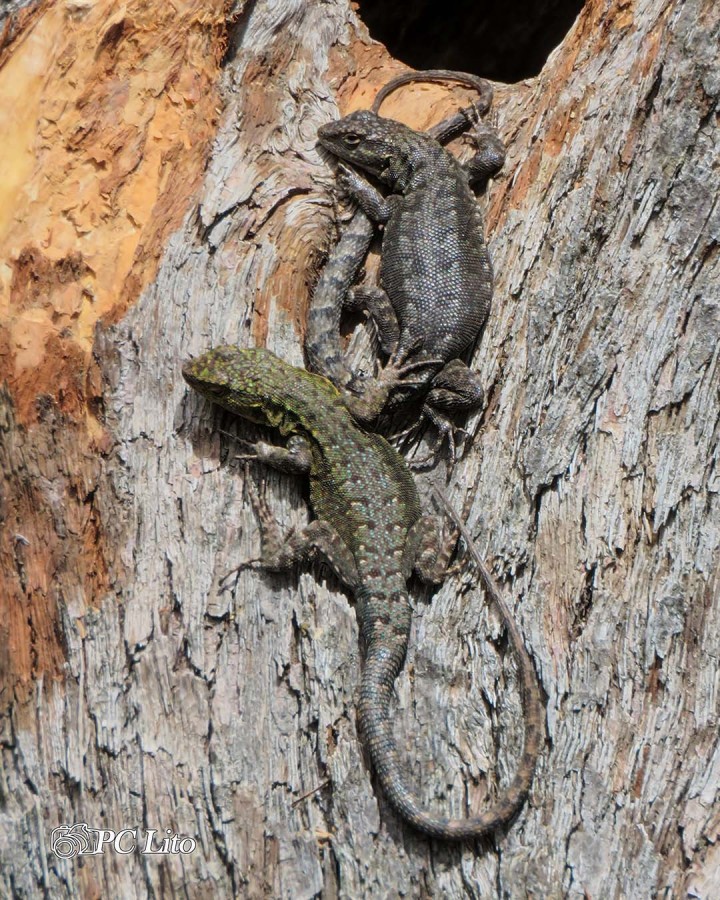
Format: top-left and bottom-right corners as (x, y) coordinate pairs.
(1, 0), (718, 897)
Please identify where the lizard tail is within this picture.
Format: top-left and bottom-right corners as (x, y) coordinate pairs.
(358, 586), (544, 841)
(371, 69), (494, 117)
(305, 210), (373, 386)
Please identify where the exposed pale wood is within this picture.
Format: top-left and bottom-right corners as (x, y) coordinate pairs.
(1, 0), (718, 897)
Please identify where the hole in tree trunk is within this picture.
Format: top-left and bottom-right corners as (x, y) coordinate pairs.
(354, 0), (586, 82)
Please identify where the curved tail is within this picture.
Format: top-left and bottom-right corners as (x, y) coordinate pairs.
(371, 69), (494, 118)
(359, 497), (544, 840)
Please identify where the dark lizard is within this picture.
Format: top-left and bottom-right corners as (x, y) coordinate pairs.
(183, 346), (542, 840)
(306, 71), (498, 394)
(307, 70), (506, 457)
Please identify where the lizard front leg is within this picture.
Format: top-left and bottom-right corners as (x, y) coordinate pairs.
(342, 349), (443, 424)
(236, 456), (361, 589)
(336, 163), (395, 223)
(242, 435), (313, 475)
(345, 285), (400, 355)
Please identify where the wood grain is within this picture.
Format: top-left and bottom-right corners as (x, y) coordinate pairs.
(1, 0), (718, 895)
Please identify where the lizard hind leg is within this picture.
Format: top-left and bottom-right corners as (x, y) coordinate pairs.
(415, 359), (486, 465)
(424, 358), (485, 415)
(346, 284), (400, 356)
(250, 435), (314, 475)
(404, 514), (459, 585)
(462, 117), (507, 186)
(218, 442), (314, 591)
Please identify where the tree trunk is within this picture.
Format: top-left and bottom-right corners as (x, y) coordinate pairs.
(1, 0), (718, 897)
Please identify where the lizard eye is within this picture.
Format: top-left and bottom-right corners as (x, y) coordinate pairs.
(342, 133), (361, 147)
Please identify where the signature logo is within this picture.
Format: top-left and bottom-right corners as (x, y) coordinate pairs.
(49, 824), (196, 858)
(50, 823), (94, 859)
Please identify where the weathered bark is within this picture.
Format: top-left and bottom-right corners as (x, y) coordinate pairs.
(1, 0), (718, 897)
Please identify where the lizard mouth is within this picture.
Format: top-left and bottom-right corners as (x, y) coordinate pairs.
(181, 357), (227, 396)
(181, 357), (203, 384)
(315, 141), (339, 163)
(316, 122), (332, 140)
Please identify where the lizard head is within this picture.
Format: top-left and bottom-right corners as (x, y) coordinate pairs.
(183, 346), (290, 428)
(183, 346), (339, 432)
(317, 110), (426, 187)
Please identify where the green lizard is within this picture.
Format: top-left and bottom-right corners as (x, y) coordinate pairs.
(182, 346), (542, 840)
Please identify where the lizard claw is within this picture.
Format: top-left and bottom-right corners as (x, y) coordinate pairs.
(375, 338), (444, 390)
(233, 438), (260, 455)
(218, 558), (263, 593)
(388, 336), (442, 372)
(394, 408), (468, 472)
(395, 356), (444, 379)
(336, 162), (366, 202)
(372, 359), (441, 393)
(346, 351), (443, 403)
(212, 428), (260, 460)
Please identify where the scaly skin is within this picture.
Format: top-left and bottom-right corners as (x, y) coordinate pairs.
(371, 68), (494, 124)
(183, 346), (543, 840)
(313, 88), (506, 451)
(305, 210), (375, 390)
(308, 71), (503, 433)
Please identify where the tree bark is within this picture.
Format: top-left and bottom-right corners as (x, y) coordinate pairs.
(1, 0), (718, 897)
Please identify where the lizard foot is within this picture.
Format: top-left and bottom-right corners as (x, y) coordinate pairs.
(342, 348), (443, 423)
(211, 428), (259, 459)
(397, 413), (469, 473)
(375, 355), (444, 391)
(374, 338), (444, 390)
(218, 466), (303, 593)
(336, 161), (366, 199)
(217, 467), (268, 592)
(218, 557), (263, 593)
